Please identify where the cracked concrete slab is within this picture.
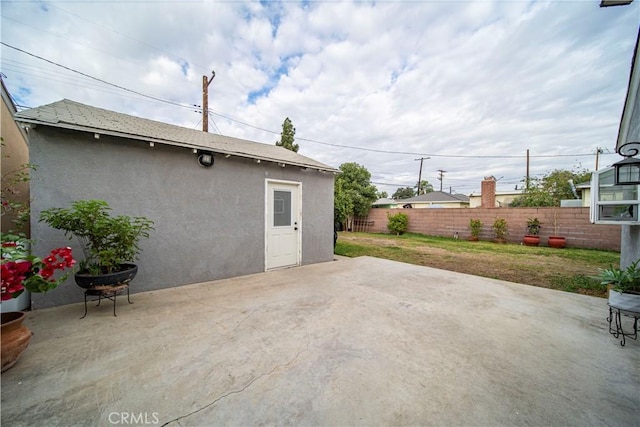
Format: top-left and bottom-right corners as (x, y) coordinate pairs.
(1, 256), (638, 426)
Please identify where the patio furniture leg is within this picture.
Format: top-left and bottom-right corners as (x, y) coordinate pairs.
(127, 287), (133, 304)
(80, 292), (89, 319)
(608, 305), (639, 346)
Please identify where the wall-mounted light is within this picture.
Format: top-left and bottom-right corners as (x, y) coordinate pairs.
(149, 142), (155, 148)
(278, 163), (285, 168)
(94, 133), (100, 139)
(255, 159), (261, 164)
(613, 155), (640, 185)
(224, 154), (231, 158)
(197, 150), (214, 168)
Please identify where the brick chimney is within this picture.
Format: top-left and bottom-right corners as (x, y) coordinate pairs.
(481, 176), (497, 208)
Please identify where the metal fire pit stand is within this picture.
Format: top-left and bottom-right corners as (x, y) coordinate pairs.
(81, 283), (133, 319)
(607, 305), (639, 346)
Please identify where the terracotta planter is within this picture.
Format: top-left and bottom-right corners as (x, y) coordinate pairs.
(1, 312), (32, 372)
(548, 236), (566, 249)
(523, 235), (540, 246)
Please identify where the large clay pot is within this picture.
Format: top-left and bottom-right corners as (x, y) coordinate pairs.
(548, 236), (566, 249)
(1, 312), (32, 372)
(523, 235), (540, 246)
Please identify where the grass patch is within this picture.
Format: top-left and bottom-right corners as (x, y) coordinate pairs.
(335, 232), (618, 298)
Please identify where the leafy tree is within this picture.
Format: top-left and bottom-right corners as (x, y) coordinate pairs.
(392, 187), (415, 200)
(275, 117), (299, 152)
(334, 162), (377, 230)
(414, 180), (434, 195)
(511, 168), (592, 207)
(376, 191), (388, 199)
(512, 168), (592, 207)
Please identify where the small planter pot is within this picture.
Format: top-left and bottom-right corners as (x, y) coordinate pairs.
(1, 312), (32, 372)
(523, 235), (540, 246)
(74, 264), (138, 289)
(548, 236), (566, 249)
(609, 290), (640, 313)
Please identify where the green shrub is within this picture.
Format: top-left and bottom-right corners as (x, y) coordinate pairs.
(469, 218), (483, 239)
(387, 212), (408, 235)
(492, 217), (508, 240)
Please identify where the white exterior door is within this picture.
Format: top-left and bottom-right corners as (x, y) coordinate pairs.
(266, 180), (301, 270)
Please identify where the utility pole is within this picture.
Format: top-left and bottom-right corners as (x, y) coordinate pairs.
(437, 169), (446, 192)
(526, 149), (530, 190)
(414, 157), (430, 195)
(202, 71), (215, 132)
(595, 147), (603, 171)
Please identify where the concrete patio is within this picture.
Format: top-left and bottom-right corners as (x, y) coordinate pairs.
(1, 256), (638, 426)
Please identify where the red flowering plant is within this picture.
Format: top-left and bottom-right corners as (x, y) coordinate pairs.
(1, 233), (76, 301)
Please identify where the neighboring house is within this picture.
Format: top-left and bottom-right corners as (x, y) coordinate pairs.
(1, 79), (29, 235)
(15, 99), (338, 308)
(397, 191), (470, 208)
(372, 198), (398, 208)
(574, 182), (591, 207)
(469, 184), (591, 208)
(469, 190), (523, 208)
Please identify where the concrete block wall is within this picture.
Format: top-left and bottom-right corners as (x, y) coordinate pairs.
(366, 207), (621, 251)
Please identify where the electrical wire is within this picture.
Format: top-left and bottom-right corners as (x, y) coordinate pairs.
(1, 42), (196, 112)
(1, 42), (620, 161)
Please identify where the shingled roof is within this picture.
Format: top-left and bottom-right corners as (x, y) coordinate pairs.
(15, 99), (338, 172)
(399, 191), (470, 204)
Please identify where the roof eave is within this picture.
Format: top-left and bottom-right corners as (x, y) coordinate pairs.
(15, 117), (339, 173)
(616, 28), (640, 156)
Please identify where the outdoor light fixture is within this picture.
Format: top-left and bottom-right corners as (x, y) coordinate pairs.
(197, 150), (214, 168)
(613, 155), (640, 185)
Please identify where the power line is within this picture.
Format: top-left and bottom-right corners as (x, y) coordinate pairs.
(1, 41), (196, 111)
(2, 42), (622, 161)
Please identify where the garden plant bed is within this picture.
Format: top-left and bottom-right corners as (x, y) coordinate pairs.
(336, 232), (620, 297)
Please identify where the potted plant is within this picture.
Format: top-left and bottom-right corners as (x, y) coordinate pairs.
(596, 259), (640, 313)
(469, 218), (482, 241)
(492, 217), (508, 243)
(40, 200), (154, 289)
(1, 232), (76, 372)
(548, 213), (566, 249)
(523, 218), (541, 246)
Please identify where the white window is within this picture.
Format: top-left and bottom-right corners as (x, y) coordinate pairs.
(590, 167), (640, 224)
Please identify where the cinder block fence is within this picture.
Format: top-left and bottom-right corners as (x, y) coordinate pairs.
(363, 207), (621, 251)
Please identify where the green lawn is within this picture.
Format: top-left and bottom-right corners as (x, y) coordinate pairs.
(335, 232), (619, 297)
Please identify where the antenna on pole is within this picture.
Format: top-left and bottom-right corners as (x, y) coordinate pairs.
(202, 71), (215, 132)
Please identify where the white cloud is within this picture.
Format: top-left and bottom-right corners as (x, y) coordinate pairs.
(1, 0), (638, 195)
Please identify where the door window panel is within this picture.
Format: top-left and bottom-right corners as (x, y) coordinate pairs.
(274, 190), (291, 226)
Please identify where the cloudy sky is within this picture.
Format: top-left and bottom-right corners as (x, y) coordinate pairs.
(1, 0), (638, 196)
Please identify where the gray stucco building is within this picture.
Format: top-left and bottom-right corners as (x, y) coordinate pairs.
(15, 99), (337, 308)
